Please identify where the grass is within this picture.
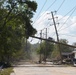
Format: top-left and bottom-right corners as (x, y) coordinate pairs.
(0, 67), (13, 75)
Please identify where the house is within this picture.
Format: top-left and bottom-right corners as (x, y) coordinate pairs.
(62, 52), (74, 59)
(61, 52), (74, 64)
(72, 50), (76, 66)
(61, 49), (76, 64)
(72, 50), (76, 59)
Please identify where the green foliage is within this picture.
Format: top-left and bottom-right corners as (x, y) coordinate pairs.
(51, 45), (60, 60)
(26, 0), (37, 12)
(51, 39), (73, 60)
(0, 0), (37, 63)
(37, 41), (54, 61)
(21, 39), (32, 60)
(59, 39), (72, 52)
(0, 67), (13, 75)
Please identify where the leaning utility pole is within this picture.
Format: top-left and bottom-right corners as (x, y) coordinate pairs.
(51, 12), (62, 62)
(31, 36), (76, 48)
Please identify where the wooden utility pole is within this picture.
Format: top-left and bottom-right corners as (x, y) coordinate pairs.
(46, 28), (47, 40)
(51, 12), (62, 62)
(26, 38), (29, 58)
(25, 38), (27, 51)
(39, 30), (42, 63)
(45, 28), (47, 63)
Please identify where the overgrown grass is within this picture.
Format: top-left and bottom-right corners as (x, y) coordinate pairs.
(0, 67), (13, 75)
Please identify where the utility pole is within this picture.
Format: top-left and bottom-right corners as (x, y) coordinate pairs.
(44, 28), (47, 63)
(39, 30), (42, 63)
(26, 38), (28, 58)
(51, 12), (62, 62)
(46, 28), (47, 39)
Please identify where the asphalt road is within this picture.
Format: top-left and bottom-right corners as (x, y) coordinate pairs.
(11, 64), (76, 75)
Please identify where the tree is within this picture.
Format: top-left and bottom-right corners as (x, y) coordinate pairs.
(59, 39), (72, 53)
(37, 41), (54, 62)
(73, 42), (76, 46)
(51, 39), (73, 61)
(72, 42), (76, 51)
(0, 0), (37, 64)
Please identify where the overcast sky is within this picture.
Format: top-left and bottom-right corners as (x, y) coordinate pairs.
(29, 0), (76, 45)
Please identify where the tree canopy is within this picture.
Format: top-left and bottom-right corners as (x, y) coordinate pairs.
(37, 41), (54, 62)
(59, 39), (73, 53)
(0, 0), (37, 64)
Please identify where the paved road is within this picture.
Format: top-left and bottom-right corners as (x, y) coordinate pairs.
(11, 64), (76, 75)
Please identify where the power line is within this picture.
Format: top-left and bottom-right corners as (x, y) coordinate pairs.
(45, 0), (57, 11)
(56, 0), (65, 12)
(59, 34), (76, 37)
(33, 0), (57, 25)
(37, 21), (52, 31)
(52, 21), (76, 38)
(37, 15), (58, 32)
(59, 22), (76, 31)
(51, 5), (76, 38)
(36, 2), (76, 24)
(57, 5), (76, 22)
(51, 5), (76, 37)
(34, 17), (52, 26)
(33, 0), (47, 24)
(58, 6), (76, 31)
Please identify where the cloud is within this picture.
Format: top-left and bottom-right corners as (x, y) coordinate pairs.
(29, 11), (76, 45)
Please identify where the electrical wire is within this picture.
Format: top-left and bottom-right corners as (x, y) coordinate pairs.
(52, 21), (76, 40)
(56, 0), (65, 12)
(33, 0), (57, 25)
(58, 6), (76, 31)
(51, 5), (76, 37)
(34, 17), (52, 26)
(59, 22), (76, 31)
(59, 34), (76, 37)
(57, 5), (76, 22)
(45, 0), (57, 11)
(37, 20), (55, 34)
(33, 0), (47, 24)
(33, 1), (76, 42)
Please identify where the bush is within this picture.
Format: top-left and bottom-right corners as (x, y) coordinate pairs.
(0, 67), (13, 75)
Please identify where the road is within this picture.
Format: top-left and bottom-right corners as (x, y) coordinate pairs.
(11, 64), (76, 75)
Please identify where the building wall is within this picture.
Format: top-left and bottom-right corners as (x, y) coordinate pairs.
(74, 53), (76, 58)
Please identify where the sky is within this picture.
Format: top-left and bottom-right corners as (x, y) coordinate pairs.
(29, 0), (76, 45)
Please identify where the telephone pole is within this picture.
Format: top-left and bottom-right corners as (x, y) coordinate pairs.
(46, 28), (47, 39)
(39, 30), (42, 63)
(51, 12), (62, 62)
(44, 28), (47, 63)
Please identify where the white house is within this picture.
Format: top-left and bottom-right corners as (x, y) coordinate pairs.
(73, 50), (76, 59)
(72, 49), (76, 66)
